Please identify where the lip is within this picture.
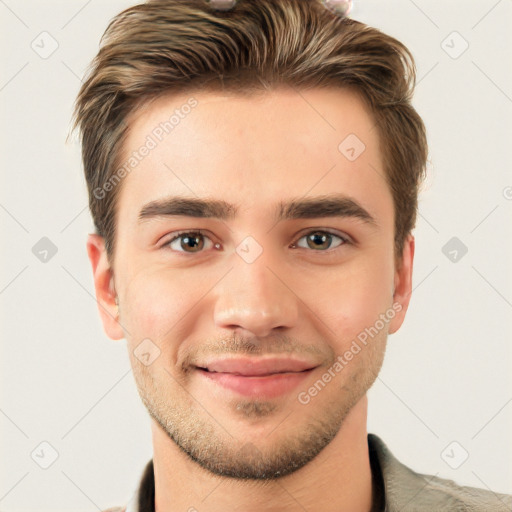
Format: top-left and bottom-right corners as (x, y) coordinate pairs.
(195, 357), (319, 399)
(197, 357), (318, 376)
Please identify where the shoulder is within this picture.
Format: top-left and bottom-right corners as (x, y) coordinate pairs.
(368, 433), (512, 511)
(414, 471), (512, 511)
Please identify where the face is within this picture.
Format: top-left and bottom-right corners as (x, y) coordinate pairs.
(88, 86), (414, 480)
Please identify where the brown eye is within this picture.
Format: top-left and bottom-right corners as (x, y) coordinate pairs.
(164, 231), (214, 253)
(294, 231), (348, 251)
(180, 233), (204, 252)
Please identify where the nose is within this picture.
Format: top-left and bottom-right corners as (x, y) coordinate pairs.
(213, 249), (299, 338)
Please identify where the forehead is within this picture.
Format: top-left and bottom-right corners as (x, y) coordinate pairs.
(116, 86), (392, 228)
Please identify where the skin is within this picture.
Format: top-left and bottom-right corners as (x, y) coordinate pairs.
(87, 86), (414, 512)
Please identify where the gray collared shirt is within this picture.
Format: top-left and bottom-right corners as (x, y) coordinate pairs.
(102, 433), (512, 512)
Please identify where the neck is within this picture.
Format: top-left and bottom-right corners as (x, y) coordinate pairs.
(151, 395), (374, 512)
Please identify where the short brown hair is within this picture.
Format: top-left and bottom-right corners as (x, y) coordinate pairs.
(72, 0), (428, 268)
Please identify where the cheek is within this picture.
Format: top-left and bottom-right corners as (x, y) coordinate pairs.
(121, 266), (205, 344)
(307, 254), (394, 346)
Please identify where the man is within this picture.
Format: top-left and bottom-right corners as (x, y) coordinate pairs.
(73, 0), (512, 510)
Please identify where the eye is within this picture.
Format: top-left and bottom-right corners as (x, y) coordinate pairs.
(162, 230), (216, 253)
(291, 230), (349, 251)
(161, 229), (350, 254)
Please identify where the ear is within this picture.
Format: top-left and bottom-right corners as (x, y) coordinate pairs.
(388, 234), (415, 335)
(86, 234), (124, 340)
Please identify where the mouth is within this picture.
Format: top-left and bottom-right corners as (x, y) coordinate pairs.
(197, 367), (313, 376)
(194, 357), (319, 398)
(196, 356), (319, 376)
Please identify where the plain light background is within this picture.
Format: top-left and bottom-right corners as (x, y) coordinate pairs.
(1, 0), (511, 510)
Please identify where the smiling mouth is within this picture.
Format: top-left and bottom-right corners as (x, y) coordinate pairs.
(197, 367), (312, 377)
(195, 356), (320, 376)
(195, 366), (317, 399)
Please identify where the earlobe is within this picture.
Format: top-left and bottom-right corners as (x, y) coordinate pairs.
(86, 234), (125, 340)
(388, 234), (415, 335)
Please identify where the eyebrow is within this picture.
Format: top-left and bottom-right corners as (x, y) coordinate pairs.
(137, 194), (378, 227)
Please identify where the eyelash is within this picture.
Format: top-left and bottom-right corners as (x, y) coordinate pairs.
(160, 229), (351, 254)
